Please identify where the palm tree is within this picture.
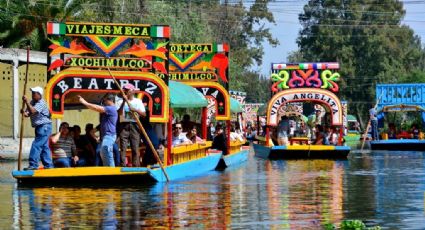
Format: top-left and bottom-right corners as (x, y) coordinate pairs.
(0, 0), (90, 50)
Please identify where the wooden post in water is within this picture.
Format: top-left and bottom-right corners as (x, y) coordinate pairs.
(17, 46), (30, 171)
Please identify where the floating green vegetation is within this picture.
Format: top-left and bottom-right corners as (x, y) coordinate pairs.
(324, 220), (381, 230)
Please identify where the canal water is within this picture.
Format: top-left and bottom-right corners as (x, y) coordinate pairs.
(1, 148), (425, 229)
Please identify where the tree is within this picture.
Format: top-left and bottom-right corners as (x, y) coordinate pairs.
(296, 0), (425, 125)
(0, 0), (91, 50)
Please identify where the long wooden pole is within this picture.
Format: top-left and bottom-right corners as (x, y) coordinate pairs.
(361, 93), (383, 150)
(17, 46), (30, 170)
(106, 67), (169, 181)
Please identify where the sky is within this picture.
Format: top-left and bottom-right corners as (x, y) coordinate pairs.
(255, 0), (425, 76)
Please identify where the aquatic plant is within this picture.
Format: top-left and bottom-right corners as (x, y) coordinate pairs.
(324, 220), (381, 230)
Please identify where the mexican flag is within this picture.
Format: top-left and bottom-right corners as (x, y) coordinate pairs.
(150, 26), (170, 38)
(213, 43), (229, 52)
(47, 22), (66, 35)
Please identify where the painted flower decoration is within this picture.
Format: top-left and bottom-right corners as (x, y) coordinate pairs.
(154, 97), (161, 103)
(54, 94), (60, 100)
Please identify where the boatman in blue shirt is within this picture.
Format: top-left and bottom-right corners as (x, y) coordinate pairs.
(78, 93), (118, 167)
(22, 86), (54, 170)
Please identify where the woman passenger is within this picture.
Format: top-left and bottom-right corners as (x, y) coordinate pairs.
(186, 126), (205, 144)
(411, 124), (420, 139)
(50, 122), (79, 167)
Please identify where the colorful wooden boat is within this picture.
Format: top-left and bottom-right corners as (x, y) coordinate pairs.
(168, 43), (250, 168)
(370, 83), (425, 151)
(253, 62), (350, 159)
(12, 22), (223, 185)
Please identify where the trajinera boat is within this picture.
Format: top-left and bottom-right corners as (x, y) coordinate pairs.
(12, 22), (224, 184)
(168, 43), (249, 168)
(370, 83), (425, 150)
(253, 62), (350, 159)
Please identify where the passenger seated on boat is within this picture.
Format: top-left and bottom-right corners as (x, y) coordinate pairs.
(277, 116), (290, 145)
(326, 126), (339, 145)
(172, 123), (192, 147)
(81, 123), (98, 165)
(313, 125), (329, 145)
(410, 124), (420, 139)
(245, 125), (257, 141)
(230, 126), (245, 142)
(388, 123), (397, 139)
(295, 121), (308, 137)
(50, 122), (79, 168)
(212, 125), (228, 155)
(72, 125), (94, 166)
(186, 126), (205, 144)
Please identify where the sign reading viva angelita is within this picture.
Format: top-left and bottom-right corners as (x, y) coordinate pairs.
(267, 88), (343, 126)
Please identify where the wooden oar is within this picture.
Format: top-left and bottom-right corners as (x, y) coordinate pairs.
(361, 93), (383, 151)
(106, 67), (169, 182)
(17, 46), (30, 170)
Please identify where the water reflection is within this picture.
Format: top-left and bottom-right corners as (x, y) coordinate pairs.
(4, 150), (425, 228)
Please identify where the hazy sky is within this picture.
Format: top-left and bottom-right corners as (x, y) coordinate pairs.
(255, 0), (425, 76)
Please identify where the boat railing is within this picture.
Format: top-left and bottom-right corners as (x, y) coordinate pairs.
(171, 141), (213, 164)
(229, 140), (247, 154)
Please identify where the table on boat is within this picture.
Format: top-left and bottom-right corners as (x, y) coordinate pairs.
(289, 137), (309, 145)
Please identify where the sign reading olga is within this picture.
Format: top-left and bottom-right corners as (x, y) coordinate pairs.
(45, 70), (169, 123)
(267, 88), (343, 126)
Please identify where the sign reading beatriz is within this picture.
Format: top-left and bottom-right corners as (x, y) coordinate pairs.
(270, 62), (341, 93)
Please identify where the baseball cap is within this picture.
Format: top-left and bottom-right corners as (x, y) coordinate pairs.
(123, 83), (135, 90)
(30, 86), (43, 96)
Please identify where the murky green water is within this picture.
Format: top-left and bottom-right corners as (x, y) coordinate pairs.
(1, 149), (425, 229)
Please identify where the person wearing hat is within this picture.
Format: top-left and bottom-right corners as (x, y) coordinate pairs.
(116, 83), (146, 167)
(21, 86), (54, 170)
(78, 93), (118, 166)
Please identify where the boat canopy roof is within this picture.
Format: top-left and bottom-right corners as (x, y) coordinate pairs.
(347, 114), (357, 122)
(169, 80), (208, 108)
(230, 97), (243, 113)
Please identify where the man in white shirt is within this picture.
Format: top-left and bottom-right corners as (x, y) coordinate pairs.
(116, 83), (146, 167)
(172, 123), (192, 146)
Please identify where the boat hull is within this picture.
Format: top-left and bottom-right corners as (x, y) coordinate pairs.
(220, 146), (250, 168)
(149, 152), (222, 182)
(12, 153), (223, 185)
(370, 139), (425, 151)
(253, 144), (350, 159)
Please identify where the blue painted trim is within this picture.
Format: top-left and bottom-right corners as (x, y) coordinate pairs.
(223, 150), (249, 168)
(371, 139), (425, 144)
(149, 153), (222, 182)
(12, 170), (34, 177)
(120, 167), (150, 173)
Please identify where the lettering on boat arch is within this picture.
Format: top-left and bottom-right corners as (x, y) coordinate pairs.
(185, 82), (230, 120)
(168, 43), (229, 83)
(45, 70), (169, 123)
(267, 88), (343, 126)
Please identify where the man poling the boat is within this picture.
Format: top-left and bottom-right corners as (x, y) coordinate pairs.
(116, 83), (146, 167)
(78, 93), (118, 167)
(21, 86), (54, 170)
